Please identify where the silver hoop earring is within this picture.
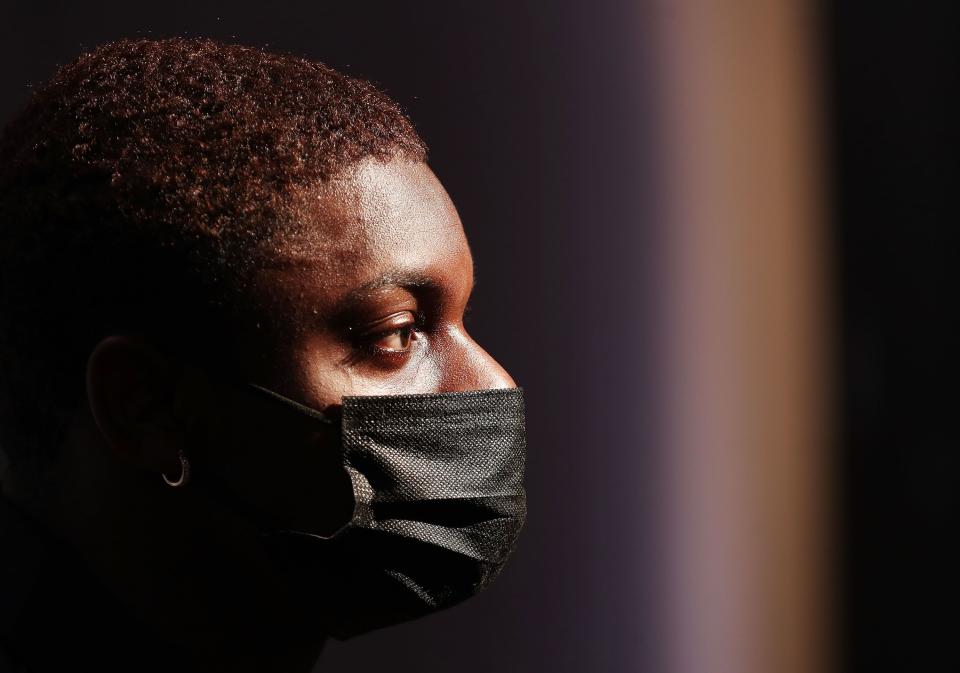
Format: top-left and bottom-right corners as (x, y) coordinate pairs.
(162, 450), (190, 488)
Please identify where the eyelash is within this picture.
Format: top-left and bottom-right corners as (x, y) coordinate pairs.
(356, 310), (427, 359)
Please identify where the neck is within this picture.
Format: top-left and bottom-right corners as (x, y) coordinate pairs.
(7, 412), (327, 673)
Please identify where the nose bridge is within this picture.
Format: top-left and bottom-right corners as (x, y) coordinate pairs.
(439, 326), (516, 393)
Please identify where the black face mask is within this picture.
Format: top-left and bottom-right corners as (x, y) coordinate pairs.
(195, 382), (527, 640)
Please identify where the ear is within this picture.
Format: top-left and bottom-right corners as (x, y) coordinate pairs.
(85, 334), (188, 476)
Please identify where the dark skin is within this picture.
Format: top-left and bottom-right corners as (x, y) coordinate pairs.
(5, 157), (515, 673)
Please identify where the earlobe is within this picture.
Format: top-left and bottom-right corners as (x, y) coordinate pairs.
(85, 334), (184, 473)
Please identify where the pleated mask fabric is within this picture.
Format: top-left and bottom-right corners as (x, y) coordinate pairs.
(244, 384), (527, 639)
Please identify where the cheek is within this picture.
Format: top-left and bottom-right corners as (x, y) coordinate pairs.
(191, 391), (355, 536)
(293, 330), (445, 400)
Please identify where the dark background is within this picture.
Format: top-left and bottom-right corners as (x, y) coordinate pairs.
(827, 2), (957, 672)
(0, 2), (657, 672)
(3, 1), (956, 672)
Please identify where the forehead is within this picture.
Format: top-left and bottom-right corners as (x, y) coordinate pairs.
(246, 158), (471, 315)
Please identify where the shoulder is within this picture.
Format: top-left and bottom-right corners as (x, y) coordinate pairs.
(0, 643), (28, 673)
(0, 495), (47, 673)
(0, 493), (182, 673)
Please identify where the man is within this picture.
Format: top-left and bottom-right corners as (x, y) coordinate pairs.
(0, 37), (525, 673)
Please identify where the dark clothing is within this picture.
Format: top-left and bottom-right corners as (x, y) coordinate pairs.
(0, 494), (181, 673)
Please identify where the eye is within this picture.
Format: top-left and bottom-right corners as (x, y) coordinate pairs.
(355, 310), (425, 358)
(373, 323), (415, 352)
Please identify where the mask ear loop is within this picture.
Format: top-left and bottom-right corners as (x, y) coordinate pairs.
(242, 382), (336, 426)
(155, 345), (336, 427)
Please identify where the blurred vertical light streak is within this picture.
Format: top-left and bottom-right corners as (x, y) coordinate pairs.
(649, 2), (832, 673)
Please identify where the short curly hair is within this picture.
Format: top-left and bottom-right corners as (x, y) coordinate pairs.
(0, 37), (427, 473)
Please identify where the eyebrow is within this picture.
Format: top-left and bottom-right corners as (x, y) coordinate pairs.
(342, 268), (476, 302)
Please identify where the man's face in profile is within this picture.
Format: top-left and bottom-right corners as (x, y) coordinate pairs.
(177, 156), (515, 538)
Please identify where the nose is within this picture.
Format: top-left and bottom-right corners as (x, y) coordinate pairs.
(439, 328), (516, 392)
